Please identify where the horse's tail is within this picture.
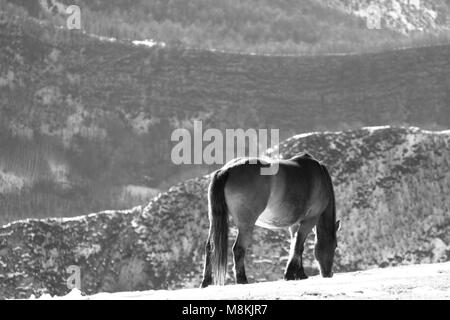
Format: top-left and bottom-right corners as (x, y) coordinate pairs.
(208, 169), (229, 285)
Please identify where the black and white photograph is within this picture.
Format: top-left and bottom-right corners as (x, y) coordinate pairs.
(0, 0), (449, 305)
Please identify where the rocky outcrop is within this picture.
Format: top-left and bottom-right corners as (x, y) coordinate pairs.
(1, 127), (449, 299)
(337, 0), (450, 34)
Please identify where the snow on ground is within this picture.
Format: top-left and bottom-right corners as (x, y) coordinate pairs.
(132, 39), (166, 48)
(36, 262), (450, 300)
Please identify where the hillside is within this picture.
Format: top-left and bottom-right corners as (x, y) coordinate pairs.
(2, 11), (450, 223)
(0, 127), (449, 299)
(5, 0), (450, 54)
(36, 262), (450, 299)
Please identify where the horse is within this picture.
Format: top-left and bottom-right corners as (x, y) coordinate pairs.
(200, 153), (340, 287)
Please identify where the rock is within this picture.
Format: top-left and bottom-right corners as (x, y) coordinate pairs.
(432, 238), (448, 262)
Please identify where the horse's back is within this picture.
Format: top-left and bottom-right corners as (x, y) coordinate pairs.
(221, 155), (329, 229)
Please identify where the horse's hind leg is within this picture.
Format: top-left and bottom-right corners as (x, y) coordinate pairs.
(284, 218), (316, 281)
(233, 225), (254, 284)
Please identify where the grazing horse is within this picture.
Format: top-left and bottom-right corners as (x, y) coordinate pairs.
(200, 153), (340, 287)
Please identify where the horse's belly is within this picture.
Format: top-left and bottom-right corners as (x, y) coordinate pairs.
(255, 207), (299, 230)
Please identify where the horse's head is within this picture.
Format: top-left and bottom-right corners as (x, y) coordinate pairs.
(314, 220), (340, 277)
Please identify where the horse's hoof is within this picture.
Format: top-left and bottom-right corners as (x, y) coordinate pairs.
(236, 279), (248, 285)
(297, 274), (308, 280)
(200, 279), (212, 288)
(284, 274), (296, 281)
(284, 272), (308, 281)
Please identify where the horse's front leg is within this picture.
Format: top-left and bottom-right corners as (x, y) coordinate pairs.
(284, 219), (315, 281)
(233, 226), (254, 284)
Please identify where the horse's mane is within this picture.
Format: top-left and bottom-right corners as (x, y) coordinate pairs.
(290, 152), (320, 163)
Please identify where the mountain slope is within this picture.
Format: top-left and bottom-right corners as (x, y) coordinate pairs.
(0, 127), (449, 299)
(2, 11), (450, 223)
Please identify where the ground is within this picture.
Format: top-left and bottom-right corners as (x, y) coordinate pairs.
(36, 262), (450, 300)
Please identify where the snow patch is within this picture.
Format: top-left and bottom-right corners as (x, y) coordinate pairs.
(47, 159), (70, 187)
(421, 129), (450, 135)
(132, 39), (166, 48)
(30, 262), (450, 300)
(74, 244), (101, 259)
(122, 185), (160, 198)
(362, 125), (391, 133)
(127, 113), (161, 135)
(0, 170), (27, 193)
(33, 288), (84, 300)
(290, 132), (320, 140)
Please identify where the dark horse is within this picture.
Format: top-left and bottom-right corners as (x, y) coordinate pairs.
(200, 153), (340, 287)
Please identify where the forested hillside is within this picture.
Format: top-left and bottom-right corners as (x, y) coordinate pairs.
(4, 0), (450, 54)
